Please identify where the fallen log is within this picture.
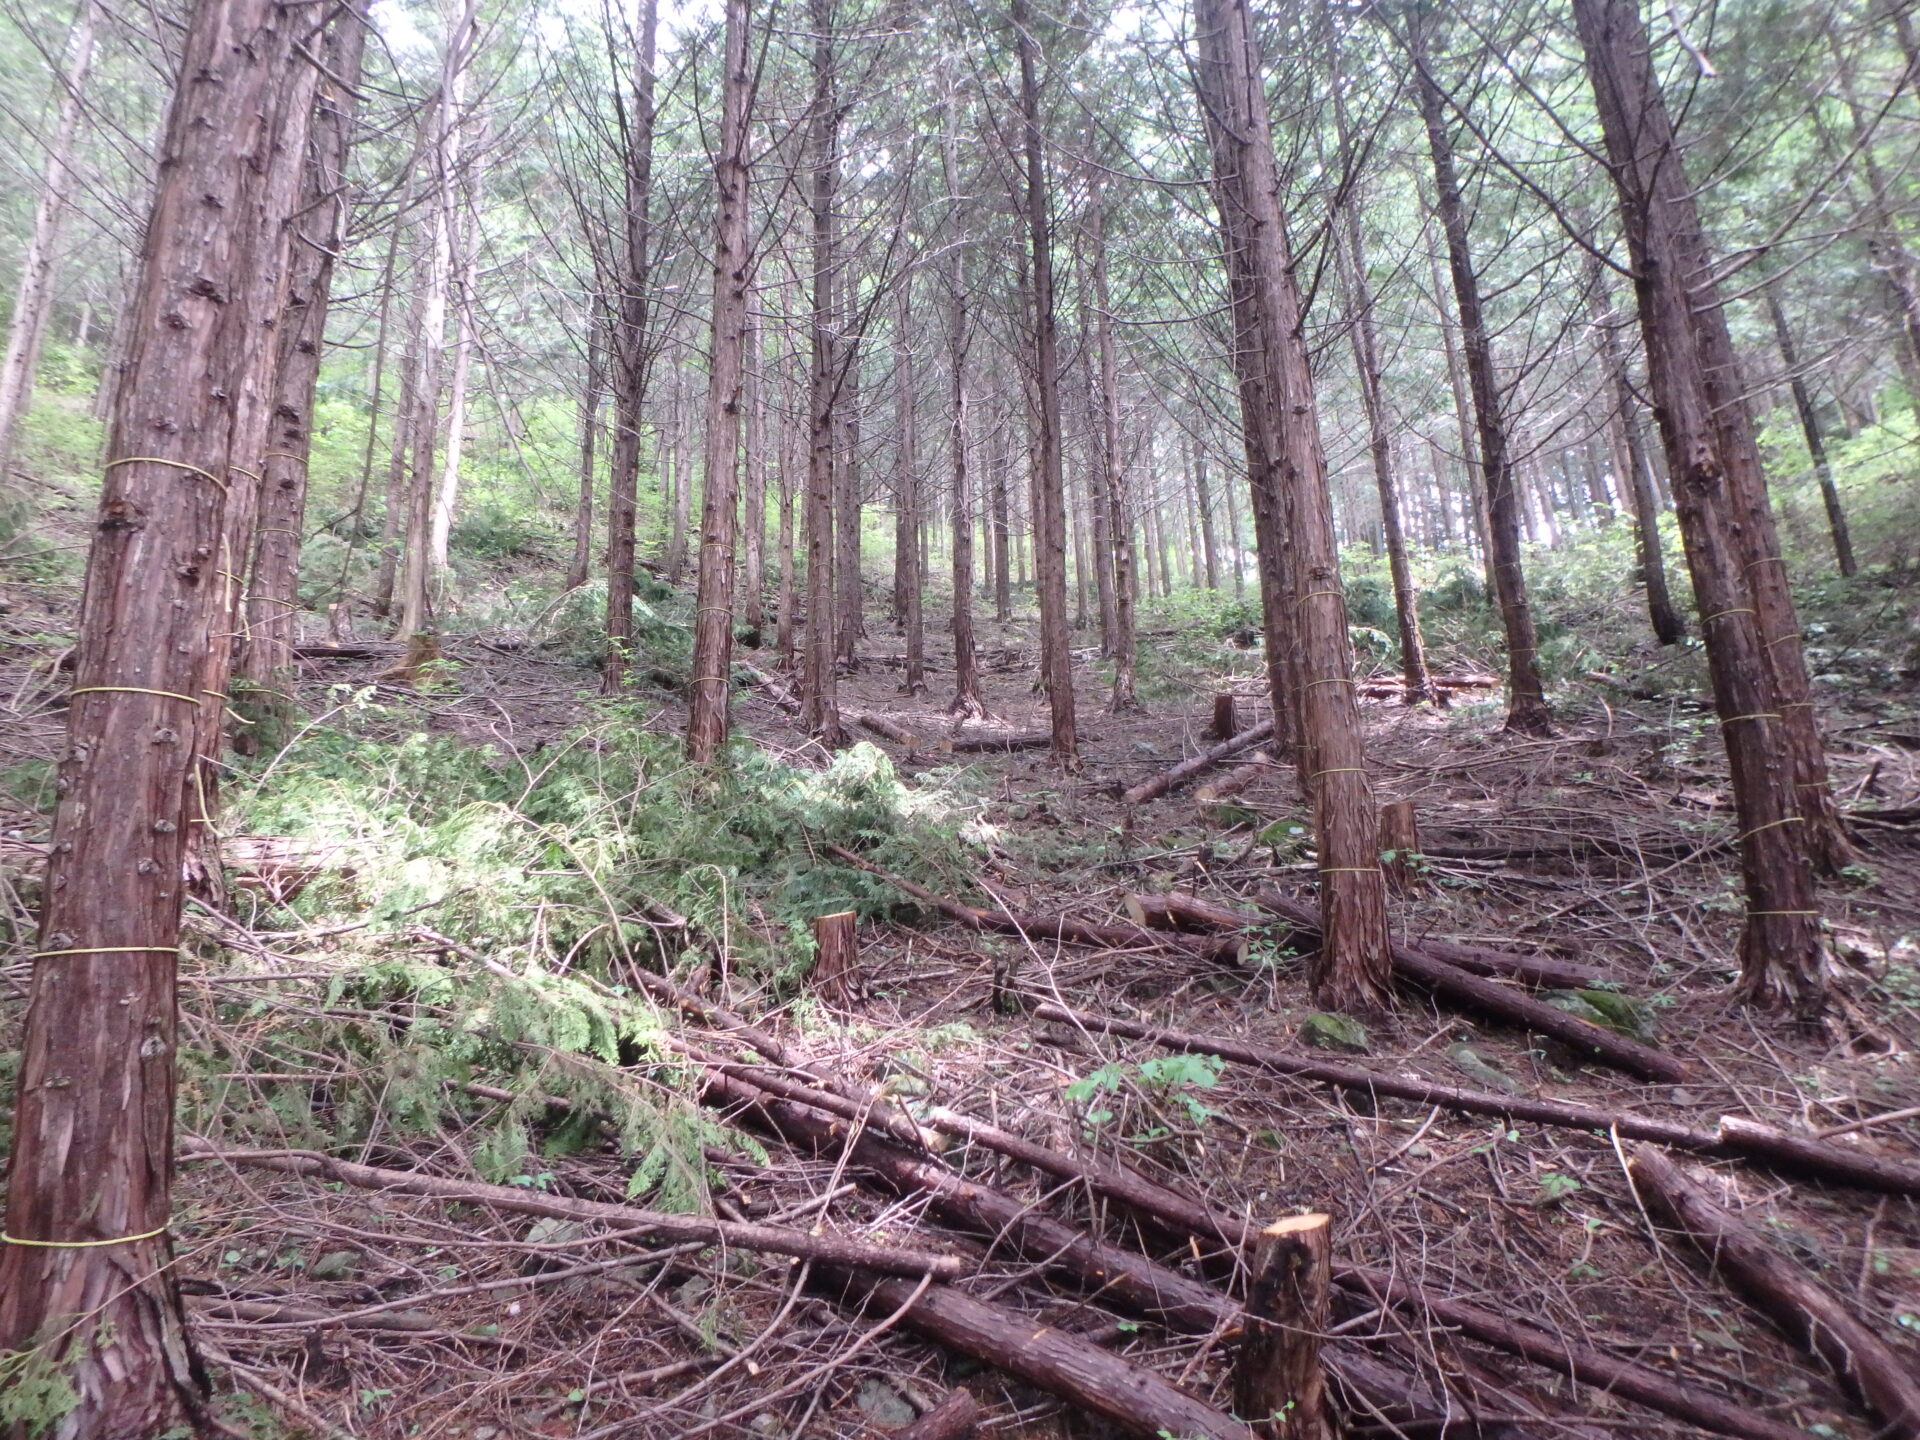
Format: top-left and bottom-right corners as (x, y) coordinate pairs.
(1122, 888), (1676, 1079)
(825, 844), (1247, 964)
(1194, 751), (1273, 806)
(701, 1069), (1232, 1333)
(923, 1104), (1247, 1249)
(948, 727), (1056, 752)
(893, 1388), (978, 1440)
(1357, 673), (1496, 695)
(294, 641), (399, 661)
(180, 1143), (963, 1279)
(921, 1081), (1807, 1440)
(1125, 889), (1609, 991)
(740, 663), (801, 714)
(826, 1271), (1256, 1440)
(1629, 1146), (1920, 1440)
(852, 710), (922, 745)
(1250, 889), (1687, 1081)
(1031, 1002), (1920, 1198)
(715, 1072), (1508, 1438)
(1340, 1265), (1814, 1440)
(747, 1061), (1797, 1440)
(1123, 718), (1277, 805)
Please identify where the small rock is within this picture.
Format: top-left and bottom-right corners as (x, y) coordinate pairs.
(749, 1414), (783, 1438)
(1541, 991), (1615, 1029)
(1299, 1011), (1369, 1054)
(308, 1250), (361, 1280)
(524, 1217), (584, 1248)
(1447, 1043), (1524, 1095)
(1575, 987), (1657, 1041)
(855, 1378), (917, 1427)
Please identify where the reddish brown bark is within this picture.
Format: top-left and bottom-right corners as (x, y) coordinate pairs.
(1573, 0), (1824, 1018)
(1089, 176), (1139, 711)
(1193, 0), (1392, 1014)
(1586, 253), (1685, 645)
(1630, 1147), (1920, 1440)
(241, 6), (371, 692)
(943, 218), (986, 718)
(0, 0), (312, 1426)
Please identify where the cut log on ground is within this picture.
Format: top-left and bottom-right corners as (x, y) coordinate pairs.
(1252, 888), (1688, 1081)
(824, 1271), (1257, 1440)
(1195, 751), (1273, 806)
(701, 1069), (1233, 1333)
(811, 910), (859, 1004)
(1120, 887), (1683, 1080)
(1123, 718), (1277, 805)
(723, 1054), (1800, 1440)
(826, 844), (1247, 964)
(1124, 888), (1609, 990)
(740, 662), (801, 714)
(916, 1091), (1788, 1440)
(1629, 1146), (1920, 1440)
(1032, 1002), (1920, 1197)
(922, 1104), (1248, 1249)
(1340, 1264), (1814, 1440)
(851, 710), (921, 745)
(892, 1388), (979, 1440)
(1125, 892), (1269, 936)
(293, 641), (400, 661)
(181, 1143), (964, 1279)
(1353, 674), (1495, 700)
(712, 1071), (1506, 1439)
(1236, 1215), (1333, 1440)
(948, 727), (1055, 752)
(924, 1080), (1808, 1440)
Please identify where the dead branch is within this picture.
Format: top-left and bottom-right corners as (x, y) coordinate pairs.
(1629, 1146), (1920, 1440)
(1123, 718), (1277, 805)
(1031, 1002), (1920, 1197)
(180, 1143), (964, 1278)
(825, 844), (1247, 964)
(823, 1270), (1257, 1440)
(1251, 888), (1688, 1081)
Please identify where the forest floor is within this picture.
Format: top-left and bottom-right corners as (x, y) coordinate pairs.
(3, 574), (1920, 1440)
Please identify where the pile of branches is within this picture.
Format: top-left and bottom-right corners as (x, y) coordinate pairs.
(177, 926), (1920, 1440)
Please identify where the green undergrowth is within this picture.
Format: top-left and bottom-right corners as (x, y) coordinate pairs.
(229, 698), (975, 981)
(182, 700), (982, 1199)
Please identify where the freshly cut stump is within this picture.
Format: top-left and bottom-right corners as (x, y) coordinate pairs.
(1235, 1213), (1333, 1440)
(1378, 800), (1420, 891)
(811, 911), (859, 1005)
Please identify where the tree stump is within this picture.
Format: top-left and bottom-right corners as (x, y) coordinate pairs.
(1212, 691), (1240, 740)
(1234, 1213), (1332, 1440)
(1377, 800), (1420, 892)
(811, 911), (859, 1005)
